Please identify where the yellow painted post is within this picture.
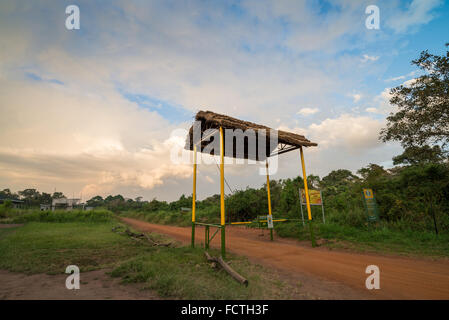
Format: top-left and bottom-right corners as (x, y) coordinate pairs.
(266, 160), (273, 241)
(300, 146), (316, 247)
(191, 144), (197, 248)
(219, 126), (226, 258)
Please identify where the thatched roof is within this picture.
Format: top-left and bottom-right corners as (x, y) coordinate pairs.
(185, 110), (317, 160)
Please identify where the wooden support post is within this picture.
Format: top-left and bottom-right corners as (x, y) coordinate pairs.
(300, 146), (316, 247)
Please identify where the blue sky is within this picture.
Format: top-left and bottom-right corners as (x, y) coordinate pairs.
(0, 0), (448, 201)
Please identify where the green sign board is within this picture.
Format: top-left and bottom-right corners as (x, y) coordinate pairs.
(362, 189), (379, 222)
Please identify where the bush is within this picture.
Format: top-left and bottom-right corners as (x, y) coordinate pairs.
(8, 209), (113, 223)
(0, 200), (13, 218)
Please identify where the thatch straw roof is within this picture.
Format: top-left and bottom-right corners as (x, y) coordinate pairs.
(185, 110), (317, 160)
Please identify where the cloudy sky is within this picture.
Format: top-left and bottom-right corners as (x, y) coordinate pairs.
(0, 0), (448, 201)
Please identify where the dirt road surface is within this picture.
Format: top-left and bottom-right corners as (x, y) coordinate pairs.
(0, 269), (159, 300)
(122, 217), (449, 299)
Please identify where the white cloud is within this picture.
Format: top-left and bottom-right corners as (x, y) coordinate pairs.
(367, 77), (418, 115)
(385, 71), (418, 82)
(388, 0), (442, 33)
(279, 114), (384, 153)
(349, 93), (362, 103)
(403, 78), (418, 87)
(297, 107), (319, 116)
(365, 107), (379, 113)
(385, 75), (406, 82)
(364, 88), (393, 115)
(307, 115), (384, 151)
(0, 77), (192, 199)
(361, 55), (379, 63)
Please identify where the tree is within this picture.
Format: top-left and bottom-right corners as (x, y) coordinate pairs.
(357, 164), (387, 180)
(41, 192), (52, 204)
(279, 177), (303, 216)
(398, 163), (449, 234)
(321, 169), (359, 193)
(392, 145), (445, 165)
(52, 192), (65, 199)
(307, 174), (321, 189)
(18, 188), (40, 199)
(380, 43), (449, 150)
(0, 188), (18, 200)
(86, 195), (104, 207)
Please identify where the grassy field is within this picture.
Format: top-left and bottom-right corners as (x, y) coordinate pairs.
(0, 221), (149, 274)
(275, 221), (449, 258)
(0, 212), (301, 299)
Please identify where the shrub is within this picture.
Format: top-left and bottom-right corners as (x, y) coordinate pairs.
(8, 209), (113, 223)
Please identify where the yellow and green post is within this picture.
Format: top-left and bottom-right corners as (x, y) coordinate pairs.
(220, 126), (226, 258)
(300, 146), (316, 247)
(266, 160), (274, 241)
(191, 144), (197, 248)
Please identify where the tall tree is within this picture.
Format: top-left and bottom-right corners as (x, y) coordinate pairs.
(0, 188), (17, 199)
(380, 43), (449, 150)
(392, 145), (445, 165)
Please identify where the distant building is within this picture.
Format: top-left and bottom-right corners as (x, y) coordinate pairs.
(40, 204), (51, 211)
(51, 198), (81, 211)
(0, 198), (24, 208)
(180, 207), (191, 213)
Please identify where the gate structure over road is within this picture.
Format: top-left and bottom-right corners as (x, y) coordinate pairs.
(185, 110), (318, 258)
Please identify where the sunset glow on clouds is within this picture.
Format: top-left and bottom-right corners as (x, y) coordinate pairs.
(0, 0), (447, 201)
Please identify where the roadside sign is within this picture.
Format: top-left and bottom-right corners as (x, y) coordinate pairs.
(266, 215), (274, 229)
(299, 189), (326, 224)
(300, 189), (322, 205)
(362, 189), (379, 222)
(363, 189), (374, 199)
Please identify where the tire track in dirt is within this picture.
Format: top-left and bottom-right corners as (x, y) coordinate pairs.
(121, 217), (449, 299)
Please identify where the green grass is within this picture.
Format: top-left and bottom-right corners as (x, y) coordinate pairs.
(0, 221), (148, 274)
(118, 208), (221, 228)
(275, 221), (449, 258)
(0, 219), (301, 299)
(110, 247), (298, 299)
(0, 227), (19, 240)
(119, 210), (192, 227)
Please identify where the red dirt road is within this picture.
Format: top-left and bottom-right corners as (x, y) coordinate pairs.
(121, 217), (449, 299)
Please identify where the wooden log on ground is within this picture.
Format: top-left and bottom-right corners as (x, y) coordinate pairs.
(204, 251), (215, 262)
(144, 233), (172, 247)
(217, 257), (248, 286)
(113, 226), (172, 247)
(203, 252), (248, 286)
